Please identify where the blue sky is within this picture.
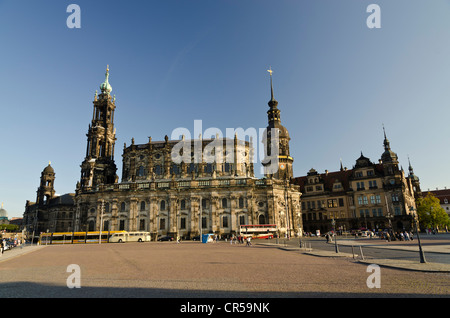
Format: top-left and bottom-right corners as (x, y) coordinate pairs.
(1, 0), (450, 218)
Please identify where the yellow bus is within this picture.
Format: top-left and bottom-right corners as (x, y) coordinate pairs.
(39, 231), (127, 244)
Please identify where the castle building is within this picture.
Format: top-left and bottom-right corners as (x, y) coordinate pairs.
(294, 130), (419, 234)
(72, 67), (302, 239)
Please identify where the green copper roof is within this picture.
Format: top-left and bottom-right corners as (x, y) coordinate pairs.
(100, 65), (112, 94)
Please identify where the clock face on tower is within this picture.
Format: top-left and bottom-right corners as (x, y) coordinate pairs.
(280, 164), (285, 170)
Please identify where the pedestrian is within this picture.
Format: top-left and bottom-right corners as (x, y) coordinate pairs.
(177, 235), (180, 244)
(404, 231), (409, 241)
(385, 232), (391, 242)
(246, 236), (252, 246)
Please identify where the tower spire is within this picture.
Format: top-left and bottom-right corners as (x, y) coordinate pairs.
(382, 123), (390, 150)
(267, 67), (275, 102)
(100, 65), (112, 94)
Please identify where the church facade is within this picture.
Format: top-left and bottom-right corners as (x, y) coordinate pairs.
(72, 67), (302, 240)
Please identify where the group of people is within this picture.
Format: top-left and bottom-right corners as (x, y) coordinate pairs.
(1, 237), (23, 254)
(381, 231), (414, 242)
(229, 234), (252, 246)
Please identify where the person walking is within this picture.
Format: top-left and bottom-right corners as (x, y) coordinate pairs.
(246, 236), (252, 246)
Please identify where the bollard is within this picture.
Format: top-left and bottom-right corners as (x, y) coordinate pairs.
(359, 245), (365, 260)
(352, 245), (355, 259)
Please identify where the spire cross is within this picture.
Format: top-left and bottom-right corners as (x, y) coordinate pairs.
(267, 66), (274, 101)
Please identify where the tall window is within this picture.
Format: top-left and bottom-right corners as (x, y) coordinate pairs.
(120, 202), (126, 212)
(140, 201), (146, 211)
(376, 195), (381, 204)
(239, 215), (245, 225)
(202, 217), (207, 229)
(160, 218), (166, 230)
(239, 197), (244, 209)
(222, 198), (228, 208)
(180, 217), (186, 230)
(139, 219), (146, 231)
(222, 216), (228, 228)
(180, 199), (186, 210)
(137, 166), (144, 177)
(160, 200), (166, 210)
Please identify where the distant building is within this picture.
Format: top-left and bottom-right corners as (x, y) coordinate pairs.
(293, 130), (420, 234)
(22, 163), (76, 239)
(423, 188), (450, 218)
(0, 203), (9, 225)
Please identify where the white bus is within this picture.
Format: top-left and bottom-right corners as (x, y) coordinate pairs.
(239, 224), (277, 239)
(109, 231), (151, 243)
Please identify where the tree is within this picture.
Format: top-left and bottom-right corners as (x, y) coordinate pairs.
(416, 193), (450, 230)
(0, 224), (19, 232)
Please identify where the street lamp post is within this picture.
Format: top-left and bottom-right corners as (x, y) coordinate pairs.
(409, 206), (426, 263)
(99, 200), (104, 244)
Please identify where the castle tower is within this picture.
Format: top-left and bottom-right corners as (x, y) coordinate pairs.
(263, 68), (294, 180)
(79, 66), (118, 190)
(380, 126), (399, 176)
(36, 162), (56, 205)
(408, 157), (422, 199)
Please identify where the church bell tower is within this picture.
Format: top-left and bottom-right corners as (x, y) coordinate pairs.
(79, 66), (118, 191)
(263, 68), (294, 180)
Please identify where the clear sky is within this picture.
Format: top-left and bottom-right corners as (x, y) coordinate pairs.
(1, 0), (450, 218)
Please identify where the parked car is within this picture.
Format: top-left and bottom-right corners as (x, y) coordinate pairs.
(360, 231), (374, 238)
(157, 236), (173, 241)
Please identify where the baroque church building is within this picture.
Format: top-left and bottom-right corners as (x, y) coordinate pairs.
(72, 67), (302, 240)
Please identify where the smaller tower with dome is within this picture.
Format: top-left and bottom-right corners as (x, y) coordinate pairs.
(0, 202), (9, 225)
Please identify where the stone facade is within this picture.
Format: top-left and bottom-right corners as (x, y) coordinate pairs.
(71, 67), (302, 239)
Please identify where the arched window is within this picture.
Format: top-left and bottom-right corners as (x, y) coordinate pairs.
(222, 198), (228, 208)
(88, 220), (95, 231)
(140, 201), (146, 211)
(137, 166), (145, 177)
(155, 165), (162, 175)
(160, 200), (166, 210)
(120, 202), (126, 212)
(239, 197), (244, 209)
(259, 214), (266, 225)
(202, 199), (208, 209)
(104, 203), (110, 213)
(180, 199), (186, 210)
